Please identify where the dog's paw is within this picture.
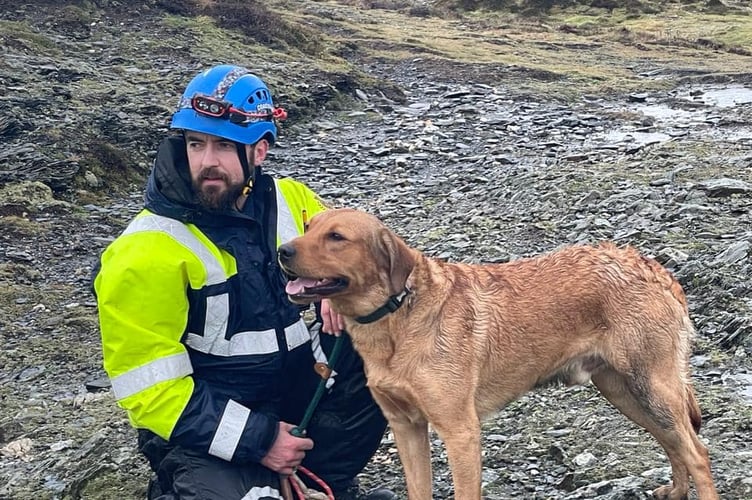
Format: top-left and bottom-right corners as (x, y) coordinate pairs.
(651, 484), (688, 500)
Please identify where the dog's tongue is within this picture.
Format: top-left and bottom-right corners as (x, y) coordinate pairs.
(285, 278), (320, 296)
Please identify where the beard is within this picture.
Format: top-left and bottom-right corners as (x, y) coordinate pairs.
(192, 168), (245, 211)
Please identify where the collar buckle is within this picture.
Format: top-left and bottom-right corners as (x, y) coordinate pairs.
(355, 288), (410, 324)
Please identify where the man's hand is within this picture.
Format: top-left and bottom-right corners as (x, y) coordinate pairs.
(260, 422), (314, 476)
(320, 299), (345, 335)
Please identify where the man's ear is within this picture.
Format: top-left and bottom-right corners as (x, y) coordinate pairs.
(252, 139), (269, 165)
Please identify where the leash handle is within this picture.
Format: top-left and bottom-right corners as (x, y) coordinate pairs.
(290, 334), (345, 438)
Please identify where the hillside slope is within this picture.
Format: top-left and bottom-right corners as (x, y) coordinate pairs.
(1, 1), (751, 499)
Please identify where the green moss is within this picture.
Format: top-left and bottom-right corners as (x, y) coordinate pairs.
(420, 226), (449, 245)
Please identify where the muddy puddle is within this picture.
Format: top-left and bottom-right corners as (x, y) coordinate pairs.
(590, 84), (752, 150)
(682, 84), (752, 108)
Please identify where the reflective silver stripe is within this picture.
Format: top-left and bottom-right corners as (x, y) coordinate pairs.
(274, 179), (300, 245)
(285, 318), (310, 350)
(241, 486), (283, 500)
(110, 352), (193, 400)
(209, 399), (250, 461)
(272, 185), (332, 383)
(186, 328), (276, 356)
(203, 293), (230, 348)
(214, 67), (249, 99)
(186, 319), (310, 357)
(309, 322), (337, 389)
(123, 213), (226, 286)
(309, 323), (328, 365)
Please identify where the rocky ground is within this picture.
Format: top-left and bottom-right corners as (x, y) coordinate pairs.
(1, 1), (751, 499)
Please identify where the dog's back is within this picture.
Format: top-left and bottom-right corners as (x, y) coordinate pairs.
(402, 243), (692, 412)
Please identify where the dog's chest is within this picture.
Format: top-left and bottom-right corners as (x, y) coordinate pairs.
(351, 330), (429, 422)
(368, 376), (425, 423)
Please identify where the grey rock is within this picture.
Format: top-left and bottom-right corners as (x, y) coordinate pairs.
(697, 177), (752, 197)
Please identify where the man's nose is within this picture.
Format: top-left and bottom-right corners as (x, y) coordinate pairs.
(278, 243), (296, 264)
(200, 143), (220, 166)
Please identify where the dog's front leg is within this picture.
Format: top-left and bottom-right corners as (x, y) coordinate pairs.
(389, 418), (432, 500)
(434, 417), (482, 500)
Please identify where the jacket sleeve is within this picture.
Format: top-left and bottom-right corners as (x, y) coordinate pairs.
(94, 224), (277, 463)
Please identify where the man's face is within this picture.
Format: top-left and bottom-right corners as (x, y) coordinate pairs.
(186, 132), (248, 211)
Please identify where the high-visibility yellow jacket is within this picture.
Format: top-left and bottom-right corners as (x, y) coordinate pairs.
(94, 136), (327, 464)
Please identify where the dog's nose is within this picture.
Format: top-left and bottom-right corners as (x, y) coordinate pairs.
(278, 243), (296, 263)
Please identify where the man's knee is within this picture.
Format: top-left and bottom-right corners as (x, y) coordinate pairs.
(143, 443), (281, 499)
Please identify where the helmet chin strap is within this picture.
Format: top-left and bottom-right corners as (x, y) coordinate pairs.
(237, 142), (255, 196)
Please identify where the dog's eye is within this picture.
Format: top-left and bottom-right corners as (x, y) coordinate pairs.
(327, 232), (345, 241)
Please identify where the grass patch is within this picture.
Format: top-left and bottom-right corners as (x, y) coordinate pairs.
(160, 0), (324, 55)
(619, 10), (752, 52)
(0, 216), (49, 238)
(0, 20), (61, 56)
(0, 284), (34, 330)
(163, 14), (266, 59)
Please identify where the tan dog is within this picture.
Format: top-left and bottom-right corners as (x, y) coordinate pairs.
(278, 208), (717, 500)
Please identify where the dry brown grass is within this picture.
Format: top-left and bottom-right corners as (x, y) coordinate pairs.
(278, 0), (752, 96)
(157, 0), (324, 53)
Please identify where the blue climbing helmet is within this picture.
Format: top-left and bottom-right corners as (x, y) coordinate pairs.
(171, 64), (286, 145)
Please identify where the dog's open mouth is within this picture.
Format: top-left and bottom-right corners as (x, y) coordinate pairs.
(284, 276), (349, 301)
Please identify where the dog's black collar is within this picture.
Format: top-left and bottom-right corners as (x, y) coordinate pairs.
(355, 288), (410, 324)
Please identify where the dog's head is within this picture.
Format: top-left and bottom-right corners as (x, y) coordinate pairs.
(278, 208), (416, 317)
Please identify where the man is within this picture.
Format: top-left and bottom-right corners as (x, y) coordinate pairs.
(94, 65), (395, 500)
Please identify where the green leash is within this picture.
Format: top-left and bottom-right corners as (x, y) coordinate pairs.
(290, 334), (345, 438)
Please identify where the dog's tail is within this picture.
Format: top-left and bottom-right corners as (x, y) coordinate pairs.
(677, 314), (701, 435)
(687, 385), (702, 434)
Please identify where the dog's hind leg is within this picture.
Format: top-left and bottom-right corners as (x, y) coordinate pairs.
(591, 367), (717, 500)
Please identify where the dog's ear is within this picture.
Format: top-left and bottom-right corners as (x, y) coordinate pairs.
(378, 228), (416, 294)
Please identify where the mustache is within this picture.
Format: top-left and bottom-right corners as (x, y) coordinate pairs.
(198, 167), (229, 182)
